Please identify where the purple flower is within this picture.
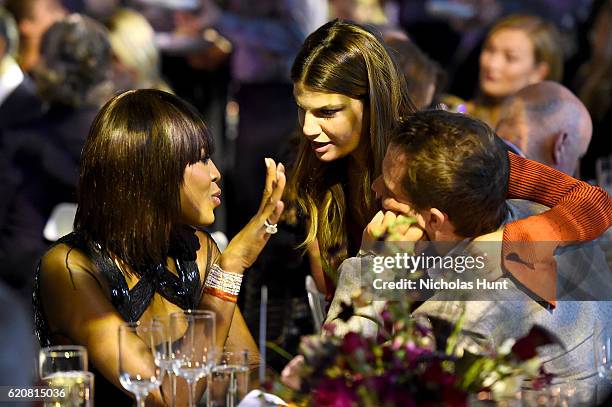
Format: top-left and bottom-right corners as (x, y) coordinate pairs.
(415, 321), (432, 337)
(511, 326), (559, 361)
(422, 360), (457, 387)
(341, 332), (369, 354)
(314, 378), (358, 407)
(405, 342), (431, 364)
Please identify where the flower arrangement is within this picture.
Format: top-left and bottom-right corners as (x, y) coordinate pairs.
(276, 297), (557, 407)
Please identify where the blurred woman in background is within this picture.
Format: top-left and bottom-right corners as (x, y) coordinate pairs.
(444, 14), (563, 128)
(105, 8), (172, 93)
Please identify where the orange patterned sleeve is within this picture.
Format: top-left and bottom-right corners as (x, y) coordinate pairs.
(502, 153), (612, 305)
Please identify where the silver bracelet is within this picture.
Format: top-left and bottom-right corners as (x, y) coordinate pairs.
(204, 264), (243, 296)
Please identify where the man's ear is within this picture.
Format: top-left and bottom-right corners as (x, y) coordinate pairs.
(552, 131), (568, 166)
(423, 208), (447, 231)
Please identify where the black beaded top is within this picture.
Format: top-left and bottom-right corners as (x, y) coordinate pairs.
(33, 227), (212, 406)
(33, 226), (208, 347)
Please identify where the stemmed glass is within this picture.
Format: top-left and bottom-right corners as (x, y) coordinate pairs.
(170, 310), (216, 407)
(39, 345), (93, 406)
(118, 321), (165, 407)
(594, 321), (612, 383)
(153, 314), (176, 407)
(211, 350), (250, 407)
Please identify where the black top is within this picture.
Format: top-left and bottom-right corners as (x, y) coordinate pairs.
(33, 227), (211, 406)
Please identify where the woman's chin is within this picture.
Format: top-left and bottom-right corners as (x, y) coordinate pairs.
(314, 149), (343, 163)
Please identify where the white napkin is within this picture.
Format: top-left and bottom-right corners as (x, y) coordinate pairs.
(237, 390), (288, 406)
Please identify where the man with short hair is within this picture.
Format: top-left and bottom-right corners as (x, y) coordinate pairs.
(324, 110), (612, 395)
(496, 81), (592, 177)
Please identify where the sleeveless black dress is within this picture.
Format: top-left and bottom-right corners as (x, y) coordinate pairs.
(33, 226), (212, 406)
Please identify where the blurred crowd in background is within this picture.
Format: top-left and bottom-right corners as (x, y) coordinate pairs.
(0, 0), (610, 373)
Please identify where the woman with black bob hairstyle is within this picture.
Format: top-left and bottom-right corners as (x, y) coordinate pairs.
(34, 89), (285, 405)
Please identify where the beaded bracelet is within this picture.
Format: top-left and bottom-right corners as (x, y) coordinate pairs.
(203, 264), (243, 303)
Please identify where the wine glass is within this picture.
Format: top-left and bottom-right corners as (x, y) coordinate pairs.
(118, 321), (165, 407)
(170, 310), (216, 407)
(211, 350), (250, 407)
(153, 314), (176, 407)
(39, 345), (92, 406)
(594, 321), (612, 383)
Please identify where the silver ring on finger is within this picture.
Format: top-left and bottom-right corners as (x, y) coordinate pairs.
(264, 219), (278, 234)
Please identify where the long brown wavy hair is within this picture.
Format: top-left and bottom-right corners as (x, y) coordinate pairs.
(288, 20), (415, 277)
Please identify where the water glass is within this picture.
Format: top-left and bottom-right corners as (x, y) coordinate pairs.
(42, 371), (94, 407)
(153, 314), (176, 407)
(118, 321), (165, 407)
(594, 322), (612, 383)
(39, 346), (91, 407)
(39, 345), (88, 378)
(169, 310), (216, 407)
(521, 381), (596, 407)
(210, 350), (250, 407)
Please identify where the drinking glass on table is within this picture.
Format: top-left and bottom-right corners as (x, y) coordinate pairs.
(522, 381), (596, 407)
(170, 310), (216, 407)
(39, 345), (93, 406)
(594, 321), (612, 383)
(118, 321), (165, 407)
(153, 314), (176, 407)
(211, 350), (250, 407)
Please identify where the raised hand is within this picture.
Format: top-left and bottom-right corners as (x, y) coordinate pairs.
(219, 158), (286, 273)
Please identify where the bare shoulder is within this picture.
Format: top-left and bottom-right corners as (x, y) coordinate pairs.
(39, 243), (105, 292)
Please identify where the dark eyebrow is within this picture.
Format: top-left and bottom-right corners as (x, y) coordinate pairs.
(296, 103), (345, 111)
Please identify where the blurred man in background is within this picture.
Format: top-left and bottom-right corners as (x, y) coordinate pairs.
(496, 81), (592, 177)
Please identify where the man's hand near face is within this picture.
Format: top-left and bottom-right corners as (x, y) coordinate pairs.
(362, 210), (425, 245)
